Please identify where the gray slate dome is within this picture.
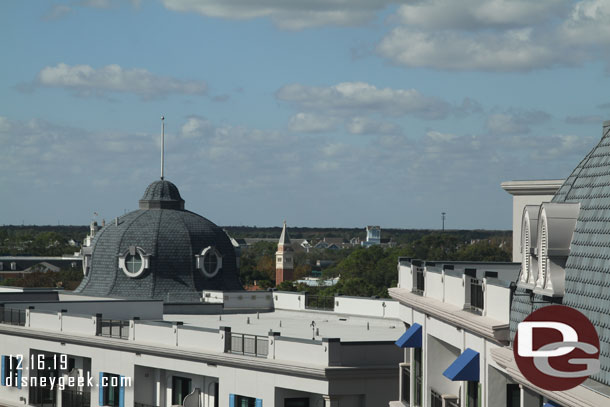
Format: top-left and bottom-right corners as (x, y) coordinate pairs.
(75, 179), (242, 301)
(139, 180), (185, 209)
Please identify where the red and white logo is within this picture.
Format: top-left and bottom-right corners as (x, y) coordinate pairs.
(514, 305), (600, 391)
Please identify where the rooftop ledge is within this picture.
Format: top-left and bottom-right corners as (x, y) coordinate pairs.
(388, 287), (509, 344)
(491, 347), (610, 407)
(500, 179), (564, 196)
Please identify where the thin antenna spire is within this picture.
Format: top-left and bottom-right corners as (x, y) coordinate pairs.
(161, 115), (165, 180)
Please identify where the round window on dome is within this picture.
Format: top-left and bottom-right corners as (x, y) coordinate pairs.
(119, 247), (148, 278)
(125, 253), (143, 274)
(198, 246), (222, 278)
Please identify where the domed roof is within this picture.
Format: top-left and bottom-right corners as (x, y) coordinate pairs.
(139, 179), (185, 210)
(75, 179), (242, 301)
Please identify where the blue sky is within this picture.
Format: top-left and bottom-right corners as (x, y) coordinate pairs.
(1, 0), (609, 229)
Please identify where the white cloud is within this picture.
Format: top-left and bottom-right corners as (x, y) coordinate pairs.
(0, 114), (598, 227)
(378, 0), (610, 71)
(565, 114), (604, 124)
(345, 117), (400, 135)
(42, 5), (73, 20)
(276, 81), (451, 120)
(34, 63), (207, 99)
(288, 113), (338, 133)
(486, 110), (551, 134)
(161, 0), (397, 30)
(394, 0), (570, 30)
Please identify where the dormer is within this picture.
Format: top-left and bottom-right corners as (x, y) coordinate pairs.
(518, 205), (540, 290)
(533, 202), (580, 297)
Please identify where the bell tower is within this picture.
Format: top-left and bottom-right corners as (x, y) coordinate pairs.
(275, 221), (294, 285)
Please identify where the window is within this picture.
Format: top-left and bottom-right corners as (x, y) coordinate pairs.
(1, 355), (21, 387)
(172, 376), (192, 405)
(198, 246), (222, 278)
(230, 395), (258, 407)
(467, 382), (480, 407)
(285, 398), (309, 407)
(413, 348), (423, 407)
(125, 253), (142, 274)
(118, 247), (149, 278)
(506, 384), (520, 407)
(401, 364), (411, 405)
(99, 372), (123, 407)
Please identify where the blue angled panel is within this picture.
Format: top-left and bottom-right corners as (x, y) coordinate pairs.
(256, 398), (263, 407)
(229, 394), (235, 407)
(395, 323), (422, 348)
(99, 372), (104, 406)
(119, 376), (125, 407)
(443, 348), (479, 381)
(17, 357), (21, 389)
(1, 356), (5, 386)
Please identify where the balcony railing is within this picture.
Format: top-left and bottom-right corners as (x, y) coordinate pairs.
(469, 278), (484, 314)
(0, 307), (26, 326)
(414, 269), (425, 294)
(230, 333), (268, 357)
(97, 319), (129, 339)
(62, 389), (91, 407)
(305, 295), (334, 311)
(430, 389), (443, 407)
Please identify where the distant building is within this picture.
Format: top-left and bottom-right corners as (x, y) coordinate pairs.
(362, 225), (381, 247)
(275, 221), (294, 284)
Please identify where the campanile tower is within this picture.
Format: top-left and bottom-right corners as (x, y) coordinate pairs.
(275, 221), (294, 285)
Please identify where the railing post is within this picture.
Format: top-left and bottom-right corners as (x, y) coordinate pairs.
(220, 326), (231, 352)
(268, 331), (280, 359)
(95, 313), (102, 336)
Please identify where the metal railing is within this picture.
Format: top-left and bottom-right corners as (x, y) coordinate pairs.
(62, 389), (91, 407)
(134, 403), (157, 407)
(0, 307), (26, 326)
(469, 278), (484, 313)
(445, 398), (460, 407)
(414, 268), (425, 294)
(401, 365), (410, 406)
(230, 333), (268, 357)
(97, 319), (129, 339)
(430, 389), (443, 407)
(305, 295), (334, 311)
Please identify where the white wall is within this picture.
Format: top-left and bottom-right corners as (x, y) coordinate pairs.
(334, 297), (398, 319)
(273, 291), (305, 311)
(444, 275), (465, 308)
(484, 282), (511, 324)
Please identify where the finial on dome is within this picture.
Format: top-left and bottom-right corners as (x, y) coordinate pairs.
(160, 115), (165, 181)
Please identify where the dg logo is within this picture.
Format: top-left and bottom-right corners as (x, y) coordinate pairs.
(514, 305), (600, 391)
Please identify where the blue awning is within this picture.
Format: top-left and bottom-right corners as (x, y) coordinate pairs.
(542, 402), (560, 407)
(443, 348), (479, 381)
(395, 323), (422, 348)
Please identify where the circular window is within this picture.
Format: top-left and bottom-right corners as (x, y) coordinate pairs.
(125, 253), (143, 274)
(120, 248), (147, 278)
(199, 246), (222, 278)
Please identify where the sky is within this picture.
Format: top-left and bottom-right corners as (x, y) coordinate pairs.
(1, 0), (609, 229)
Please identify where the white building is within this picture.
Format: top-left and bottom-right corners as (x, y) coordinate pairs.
(388, 121), (610, 407)
(0, 177), (403, 407)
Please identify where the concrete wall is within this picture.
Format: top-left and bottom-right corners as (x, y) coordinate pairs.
(427, 336), (461, 403)
(425, 271), (443, 302)
(484, 281), (511, 323)
(6, 300), (163, 320)
(222, 291), (274, 310)
(273, 291), (305, 311)
(444, 274), (465, 308)
(334, 296), (398, 319)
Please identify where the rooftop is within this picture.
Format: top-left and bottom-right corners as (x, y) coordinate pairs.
(165, 309), (402, 342)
